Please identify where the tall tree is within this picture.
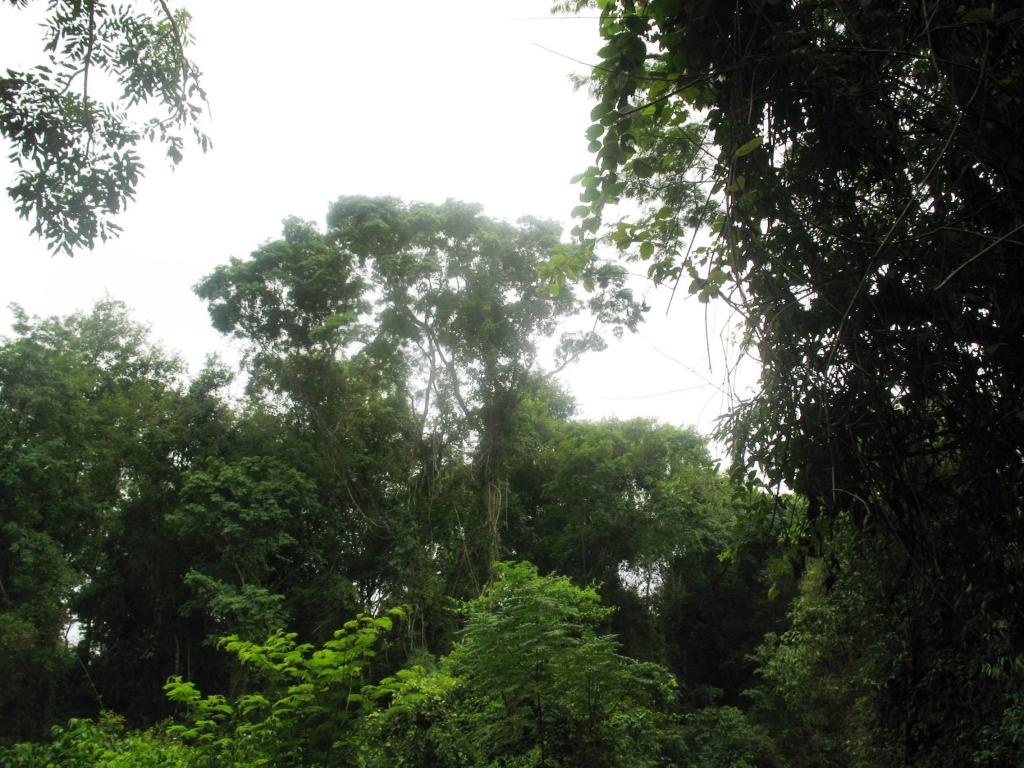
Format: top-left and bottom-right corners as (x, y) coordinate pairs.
(0, 301), (198, 733)
(74, 354), (240, 722)
(195, 213), (423, 628)
(328, 197), (640, 589)
(569, 1), (1024, 763)
(197, 198), (641, 614)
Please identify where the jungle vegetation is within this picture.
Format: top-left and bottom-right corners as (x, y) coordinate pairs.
(2, 1), (1023, 766)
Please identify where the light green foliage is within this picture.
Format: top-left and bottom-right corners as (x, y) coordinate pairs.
(365, 562), (678, 768)
(0, 713), (190, 767)
(676, 706), (777, 768)
(357, 665), (459, 768)
(164, 608), (404, 767)
(1, 0), (209, 252)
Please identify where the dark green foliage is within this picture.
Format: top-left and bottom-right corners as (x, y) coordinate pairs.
(173, 456), (318, 641)
(569, 0), (1024, 763)
(0, 293), (779, 756)
(1, 0), (209, 253)
(675, 706), (778, 768)
(506, 417), (791, 700)
(0, 301), (190, 735)
(748, 549), (899, 768)
(0, 527), (75, 742)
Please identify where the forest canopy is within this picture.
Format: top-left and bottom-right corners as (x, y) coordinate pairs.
(2, 1), (1024, 766)
(0, 197), (790, 767)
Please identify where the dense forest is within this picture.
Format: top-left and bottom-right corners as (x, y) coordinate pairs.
(1, 1), (1022, 767)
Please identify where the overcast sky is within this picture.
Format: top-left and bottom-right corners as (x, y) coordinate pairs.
(0, 1), (754, 438)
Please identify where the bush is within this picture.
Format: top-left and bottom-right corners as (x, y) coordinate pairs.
(0, 713), (190, 768)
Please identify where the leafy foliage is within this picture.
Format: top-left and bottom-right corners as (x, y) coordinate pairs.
(1, 0), (209, 252)
(748, 547), (898, 768)
(0, 713), (190, 768)
(173, 456), (317, 643)
(0, 300), (188, 736)
(363, 562), (681, 768)
(195, 197), (644, 611)
(164, 609), (404, 767)
(568, 0), (1024, 763)
(0, 195), (792, 763)
(505, 417), (792, 698)
(675, 706), (777, 768)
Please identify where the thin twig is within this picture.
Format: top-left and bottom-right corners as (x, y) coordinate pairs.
(933, 222), (1024, 290)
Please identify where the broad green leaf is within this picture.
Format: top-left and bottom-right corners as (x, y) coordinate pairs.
(735, 136), (763, 157)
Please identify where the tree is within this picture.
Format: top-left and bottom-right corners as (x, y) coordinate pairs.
(568, 1), (1024, 764)
(172, 456), (318, 646)
(1, 0), (209, 253)
(324, 197), (642, 590)
(0, 301), (191, 735)
(365, 562), (678, 768)
(505, 417), (791, 701)
(196, 198), (641, 614)
(506, 418), (713, 588)
(747, 545), (900, 768)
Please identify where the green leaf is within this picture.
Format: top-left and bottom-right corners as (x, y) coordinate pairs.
(632, 158), (655, 178)
(734, 136), (763, 157)
(590, 101), (614, 121)
(963, 6), (994, 22)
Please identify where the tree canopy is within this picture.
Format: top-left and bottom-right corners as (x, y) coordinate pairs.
(566, 0), (1024, 763)
(0, 175), (803, 767)
(5, 1), (1024, 765)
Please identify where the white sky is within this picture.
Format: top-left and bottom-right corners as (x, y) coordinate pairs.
(0, 1), (754, 439)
